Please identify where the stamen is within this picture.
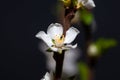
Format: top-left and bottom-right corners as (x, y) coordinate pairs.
(53, 35), (65, 48)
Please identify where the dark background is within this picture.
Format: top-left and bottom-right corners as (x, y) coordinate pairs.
(0, 0), (120, 80)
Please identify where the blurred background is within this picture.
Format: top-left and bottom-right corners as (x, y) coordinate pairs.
(0, 0), (120, 80)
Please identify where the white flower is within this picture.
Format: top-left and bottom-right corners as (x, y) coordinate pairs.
(39, 41), (81, 77)
(78, 0), (95, 9)
(36, 23), (80, 53)
(41, 72), (52, 80)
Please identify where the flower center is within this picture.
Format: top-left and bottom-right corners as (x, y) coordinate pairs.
(53, 35), (65, 48)
(76, 2), (83, 9)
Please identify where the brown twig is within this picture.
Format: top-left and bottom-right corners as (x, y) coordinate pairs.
(63, 8), (76, 35)
(53, 51), (65, 80)
(53, 7), (77, 80)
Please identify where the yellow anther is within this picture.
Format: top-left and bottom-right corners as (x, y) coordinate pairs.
(76, 2), (83, 9)
(54, 35), (65, 48)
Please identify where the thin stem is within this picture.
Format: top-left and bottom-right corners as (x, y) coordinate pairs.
(53, 51), (65, 80)
(63, 8), (76, 35)
(53, 7), (77, 80)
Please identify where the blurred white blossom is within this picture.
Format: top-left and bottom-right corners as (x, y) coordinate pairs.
(36, 23), (79, 53)
(87, 44), (98, 56)
(78, 0), (95, 9)
(41, 72), (53, 80)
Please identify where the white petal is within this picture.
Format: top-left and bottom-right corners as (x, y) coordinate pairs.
(83, 0), (95, 9)
(62, 48), (80, 76)
(64, 27), (80, 44)
(65, 44), (78, 49)
(41, 72), (51, 80)
(78, 0), (85, 3)
(50, 47), (58, 52)
(44, 72), (51, 80)
(47, 23), (63, 39)
(41, 78), (45, 80)
(36, 31), (53, 47)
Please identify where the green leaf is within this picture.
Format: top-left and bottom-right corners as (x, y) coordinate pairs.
(80, 9), (94, 25)
(95, 38), (117, 55)
(78, 62), (89, 80)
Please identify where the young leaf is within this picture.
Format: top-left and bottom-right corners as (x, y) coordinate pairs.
(80, 9), (94, 25)
(46, 48), (53, 52)
(78, 62), (89, 80)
